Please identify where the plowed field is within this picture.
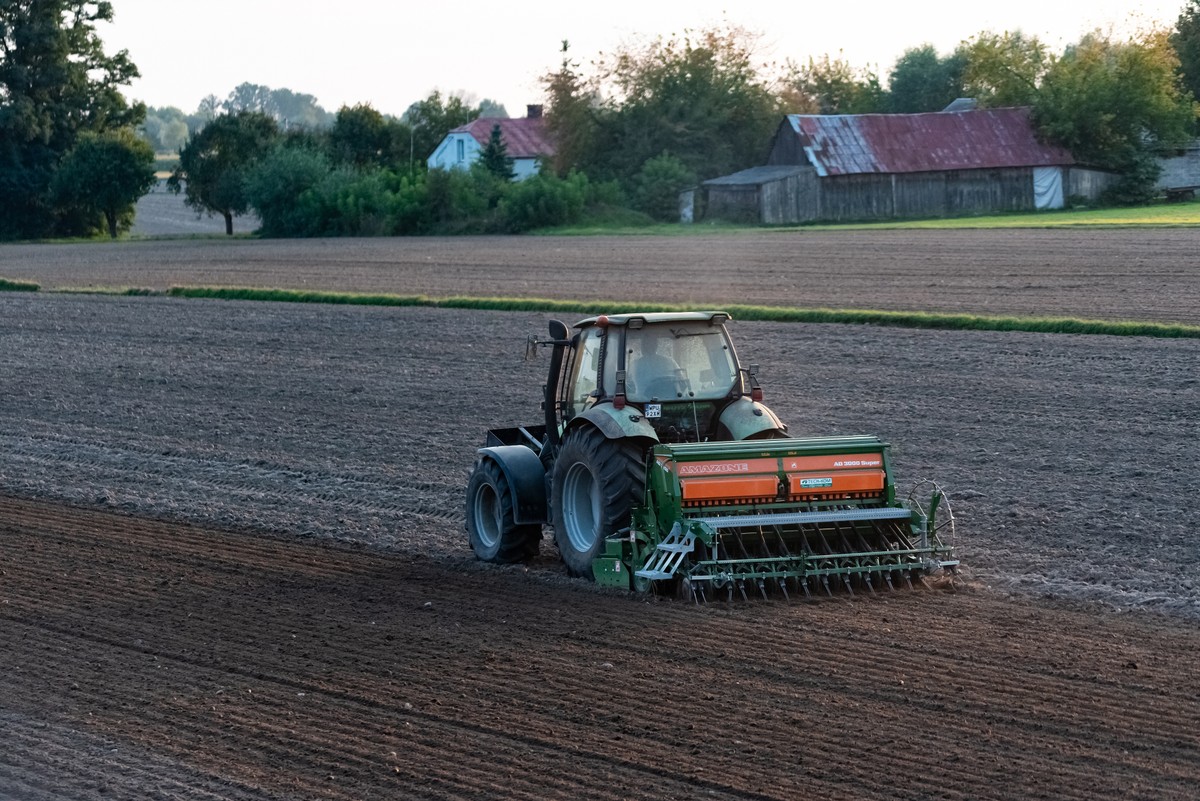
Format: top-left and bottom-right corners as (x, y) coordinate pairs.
(2, 228), (1200, 323)
(3, 496), (1199, 801)
(2, 230), (1199, 799)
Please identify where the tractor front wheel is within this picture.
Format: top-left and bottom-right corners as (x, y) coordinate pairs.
(551, 426), (646, 579)
(465, 459), (541, 563)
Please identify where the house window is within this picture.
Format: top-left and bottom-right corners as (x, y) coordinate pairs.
(457, 139), (465, 162)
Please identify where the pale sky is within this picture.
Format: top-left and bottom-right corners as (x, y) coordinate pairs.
(103, 1), (1189, 118)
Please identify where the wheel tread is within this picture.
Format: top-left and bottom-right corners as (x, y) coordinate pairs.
(465, 459), (541, 564)
(550, 427), (647, 579)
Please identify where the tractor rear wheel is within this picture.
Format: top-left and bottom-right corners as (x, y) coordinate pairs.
(551, 426), (646, 579)
(465, 459), (541, 563)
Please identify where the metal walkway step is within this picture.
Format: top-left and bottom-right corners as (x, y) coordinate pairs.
(635, 524), (697, 581)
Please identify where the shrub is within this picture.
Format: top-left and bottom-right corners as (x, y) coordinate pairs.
(500, 170), (589, 231)
(630, 153), (696, 222)
(244, 144), (332, 236)
(1100, 150), (1164, 206)
(425, 167), (493, 232)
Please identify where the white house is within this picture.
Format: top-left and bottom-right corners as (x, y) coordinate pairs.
(427, 105), (555, 180)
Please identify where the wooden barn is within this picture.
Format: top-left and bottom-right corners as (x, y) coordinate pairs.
(701, 108), (1115, 224)
(1156, 139), (1200, 199)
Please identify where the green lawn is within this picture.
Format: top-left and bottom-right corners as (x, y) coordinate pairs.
(816, 199), (1200, 230)
(550, 197), (1200, 235)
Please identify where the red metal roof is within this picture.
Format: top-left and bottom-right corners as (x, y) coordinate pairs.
(453, 116), (556, 159)
(786, 108), (1074, 176)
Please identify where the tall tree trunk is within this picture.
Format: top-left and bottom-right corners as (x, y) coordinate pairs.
(224, 211), (233, 235)
(106, 210), (118, 239)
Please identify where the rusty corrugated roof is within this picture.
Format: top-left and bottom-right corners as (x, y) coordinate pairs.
(787, 108), (1073, 176)
(453, 116), (556, 159)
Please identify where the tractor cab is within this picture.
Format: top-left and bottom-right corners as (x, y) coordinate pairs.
(550, 312), (780, 444)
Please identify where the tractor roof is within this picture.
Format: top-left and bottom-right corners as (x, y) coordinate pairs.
(574, 311), (730, 330)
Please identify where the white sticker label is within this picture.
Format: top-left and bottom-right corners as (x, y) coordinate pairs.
(645, 404), (662, 418)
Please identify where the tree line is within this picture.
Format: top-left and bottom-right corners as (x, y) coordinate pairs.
(141, 85), (335, 153)
(3, 1), (1200, 240)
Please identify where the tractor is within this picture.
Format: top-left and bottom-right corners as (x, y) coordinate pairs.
(465, 311), (956, 600)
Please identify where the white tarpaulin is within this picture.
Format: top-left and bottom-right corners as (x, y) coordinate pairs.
(1033, 166), (1064, 209)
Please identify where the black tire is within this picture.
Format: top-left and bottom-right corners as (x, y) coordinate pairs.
(550, 426), (646, 579)
(465, 459), (541, 563)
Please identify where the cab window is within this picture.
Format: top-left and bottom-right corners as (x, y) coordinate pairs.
(570, 327), (602, 414)
(625, 322), (737, 402)
(567, 326), (621, 414)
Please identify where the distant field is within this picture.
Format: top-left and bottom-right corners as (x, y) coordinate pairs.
(130, 180), (260, 237)
(3, 227), (1199, 325)
(152, 152), (179, 174)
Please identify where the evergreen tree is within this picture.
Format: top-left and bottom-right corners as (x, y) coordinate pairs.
(478, 124), (515, 180)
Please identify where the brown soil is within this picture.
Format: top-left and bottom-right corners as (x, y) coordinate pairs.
(1, 228), (1199, 324)
(2, 293), (1196, 616)
(3, 495), (1199, 801)
(2, 232), (1199, 799)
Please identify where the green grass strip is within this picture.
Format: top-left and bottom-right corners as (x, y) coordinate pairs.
(784, 201), (1200, 231)
(165, 285), (1200, 339)
(0, 277), (40, 292)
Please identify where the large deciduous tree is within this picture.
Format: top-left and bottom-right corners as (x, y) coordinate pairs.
(403, 91), (481, 169)
(222, 82), (331, 128)
(960, 30), (1048, 108)
(328, 103), (412, 170)
(886, 45), (968, 112)
(168, 111), (279, 234)
(1172, 0), (1200, 113)
(52, 128), (155, 238)
(541, 40), (599, 176)
(142, 106), (191, 152)
(783, 54), (886, 114)
(589, 24), (783, 182)
(0, 0), (144, 239)
(1035, 29), (1197, 203)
